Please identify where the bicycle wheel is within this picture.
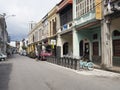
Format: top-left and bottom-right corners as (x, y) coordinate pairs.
(87, 62), (94, 70)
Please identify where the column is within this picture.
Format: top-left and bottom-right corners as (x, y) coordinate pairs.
(101, 18), (112, 68)
(57, 34), (62, 57)
(73, 28), (79, 58)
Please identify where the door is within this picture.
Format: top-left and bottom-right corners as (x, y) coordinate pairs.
(84, 43), (89, 59)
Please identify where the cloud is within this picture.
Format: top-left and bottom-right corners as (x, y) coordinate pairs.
(0, 0), (61, 41)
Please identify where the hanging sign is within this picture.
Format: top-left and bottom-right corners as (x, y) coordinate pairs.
(95, 0), (102, 20)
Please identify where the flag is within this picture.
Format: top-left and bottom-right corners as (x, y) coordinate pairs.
(107, 0), (111, 13)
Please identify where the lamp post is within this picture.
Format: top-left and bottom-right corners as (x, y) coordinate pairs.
(2, 13), (16, 19)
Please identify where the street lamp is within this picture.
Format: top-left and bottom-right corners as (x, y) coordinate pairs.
(6, 14), (16, 19)
(2, 13), (16, 19)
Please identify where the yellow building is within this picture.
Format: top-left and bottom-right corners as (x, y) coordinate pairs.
(27, 21), (42, 54)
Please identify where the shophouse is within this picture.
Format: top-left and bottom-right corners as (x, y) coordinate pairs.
(28, 14), (50, 57)
(73, 0), (102, 65)
(47, 6), (57, 56)
(28, 21), (41, 54)
(102, 0), (120, 67)
(56, 0), (73, 57)
(41, 14), (49, 45)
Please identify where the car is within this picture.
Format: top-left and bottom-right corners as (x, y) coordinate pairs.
(22, 50), (27, 56)
(39, 51), (52, 60)
(0, 53), (7, 61)
(19, 50), (27, 56)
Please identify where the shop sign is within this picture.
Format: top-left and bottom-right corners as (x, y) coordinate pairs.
(51, 40), (56, 45)
(95, 0), (102, 20)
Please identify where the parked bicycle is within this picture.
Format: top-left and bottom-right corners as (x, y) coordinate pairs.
(79, 55), (94, 70)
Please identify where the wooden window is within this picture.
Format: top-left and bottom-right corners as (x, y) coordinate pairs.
(53, 18), (56, 35)
(113, 39), (120, 56)
(50, 21), (51, 36)
(93, 33), (98, 40)
(87, 0), (89, 12)
(60, 5), (72, 26)
(93, 42), (99, 56)
(76, 0), (95, 18)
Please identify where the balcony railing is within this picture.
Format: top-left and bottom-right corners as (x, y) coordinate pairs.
(46, 56), (80, 70)
(58, 21), (73, 33)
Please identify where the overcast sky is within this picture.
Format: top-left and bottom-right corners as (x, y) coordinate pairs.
(0, 0), (61, 41)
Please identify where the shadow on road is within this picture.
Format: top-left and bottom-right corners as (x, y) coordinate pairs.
(0, 63), (12, 90)
(7, 54), (17, 59)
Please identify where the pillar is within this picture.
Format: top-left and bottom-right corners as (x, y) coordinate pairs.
(101, 18), (112, 68)
(73, 28), (79, 58)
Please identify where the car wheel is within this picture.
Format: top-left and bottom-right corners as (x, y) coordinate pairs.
(1, 58), (5, 61)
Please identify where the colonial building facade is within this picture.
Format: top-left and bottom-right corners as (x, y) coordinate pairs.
(57, 0), (73, 57)
(102, 0), (120, 67)
(73, 0), (102, 65)
(27, 0), (120, 68)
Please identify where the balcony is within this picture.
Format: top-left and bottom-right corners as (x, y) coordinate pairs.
(57, 21), (73, 34)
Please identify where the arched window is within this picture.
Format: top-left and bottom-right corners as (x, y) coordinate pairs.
(63, 42), (68, 55)
(113, 30), (120, 36)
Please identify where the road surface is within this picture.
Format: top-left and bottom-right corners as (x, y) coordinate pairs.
(0, 54), (120, 90)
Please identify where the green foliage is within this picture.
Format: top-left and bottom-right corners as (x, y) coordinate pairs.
(22, 46), (27, 50)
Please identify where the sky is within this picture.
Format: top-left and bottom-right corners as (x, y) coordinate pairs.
(0, 0), (61, 41)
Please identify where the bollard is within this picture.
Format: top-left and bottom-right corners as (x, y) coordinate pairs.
(76, 59), (80, 70)
(74, 59), (77, 70)
(71, 58), (73, 69)
(66, 57), (68, 67)
(68, 57), (70, 68)
(61, 57), (63, 66)
(64, 57), (66, 67)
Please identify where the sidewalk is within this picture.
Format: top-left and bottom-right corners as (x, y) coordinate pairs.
(76, 69), (120, 78)
(94, 64), (120, 73)
(47, 62), (120, 78)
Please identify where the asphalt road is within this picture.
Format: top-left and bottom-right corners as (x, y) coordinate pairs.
(0, 54), (120, 90)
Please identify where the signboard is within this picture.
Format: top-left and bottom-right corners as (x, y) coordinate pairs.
(95, 0), (102, 20)
(50, 40), (56, 45)
(51, 39), (56, 49)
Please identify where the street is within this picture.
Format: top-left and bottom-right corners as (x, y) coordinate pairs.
(0, 54), (120, 90)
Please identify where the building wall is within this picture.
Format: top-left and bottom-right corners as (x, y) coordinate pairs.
(48, 6), (57, 37)
(0, 14), (8, 54)
(73, 0), (98, 58)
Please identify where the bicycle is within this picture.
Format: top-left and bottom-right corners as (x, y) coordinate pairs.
(79, 55), (94, 70)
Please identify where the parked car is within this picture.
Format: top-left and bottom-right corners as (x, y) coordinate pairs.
(19, 50), (27, 56)
(0, 53), (7, 61)
(40, 50), (52, 60)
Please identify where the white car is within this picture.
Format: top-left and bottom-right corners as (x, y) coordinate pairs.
(0, 53), (7, 61)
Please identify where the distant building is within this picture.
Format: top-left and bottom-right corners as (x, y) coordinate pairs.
(0, 14), (9, 54)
